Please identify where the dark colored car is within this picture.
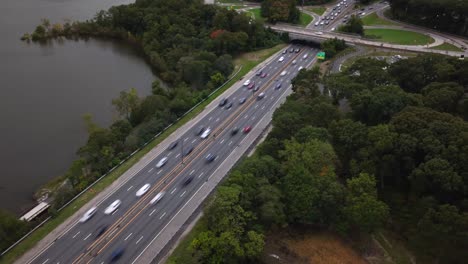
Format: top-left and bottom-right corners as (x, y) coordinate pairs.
(196, 126), (205, 136)
(206, 154), (216, 163)
(275, 83), (282, 89)
(247, 81), (255, 89)
(253, 86), (260, 92)
(183, 145), (194, 156)
(168, 141), (178, 150)
(260, 72), (267, 78)
(243, 126), (252, 133)
(231, 127), (239, 136)
(219, 98), (228, 107)
(95, 224), (108, 239)
(239, 97), (246, 105)
(289, 48), (294, 53)
(110, 247), (125, 262)
(225, 102), (233, 109)
(182, 176), (194, 186)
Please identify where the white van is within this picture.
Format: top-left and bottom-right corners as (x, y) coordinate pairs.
(303, 54), (308, 60)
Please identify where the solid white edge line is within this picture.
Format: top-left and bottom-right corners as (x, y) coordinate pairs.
(131, 182), (207, 264)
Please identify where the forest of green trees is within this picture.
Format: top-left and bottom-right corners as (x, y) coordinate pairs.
(389, 0), (468, 37)
(1, 0), (283, 254)
(177, 53), (468, 263)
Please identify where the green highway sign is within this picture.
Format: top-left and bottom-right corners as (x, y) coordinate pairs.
(317, 51), (326, 60)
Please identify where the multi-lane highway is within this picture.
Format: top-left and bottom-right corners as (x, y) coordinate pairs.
(27, 45), (318, 264)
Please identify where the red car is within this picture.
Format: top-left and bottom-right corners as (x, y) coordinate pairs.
(260, 72), (267, 78)
(243, 126), (252, 133)
(247, 81), (255, 89)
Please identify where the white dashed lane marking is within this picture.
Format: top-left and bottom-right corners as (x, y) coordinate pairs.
(190, 169), (195, 175)
(170, 188), (177, 194)
(136, 236), (143, 244)
(149, 209), (156, 217)
(180, 191), (186, 198)
(72, 231), (80, 239)
(160, 212), (166, 219)
(220, 139), (225, 144)
(148, 168), (154, 173)
(83, 233), (92, 241)
(125, 233), (133, 241)
(198, 172), (204, 178)
(127, 186), (133, 191)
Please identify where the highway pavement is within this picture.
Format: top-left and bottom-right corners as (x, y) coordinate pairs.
(27, 45), (318, 264)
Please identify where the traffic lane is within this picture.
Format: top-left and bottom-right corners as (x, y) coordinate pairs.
(95, 70), (293, 264)
(88, 48), (309, 263)
(32, 44), (301, 263)
(92, 50), (317, 263)
(33, 44), (305, 264)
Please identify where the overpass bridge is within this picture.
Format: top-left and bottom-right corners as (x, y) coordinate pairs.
(269, 24), (467, 58)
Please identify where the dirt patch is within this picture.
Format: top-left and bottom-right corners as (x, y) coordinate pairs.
(262, 227), (368, 264)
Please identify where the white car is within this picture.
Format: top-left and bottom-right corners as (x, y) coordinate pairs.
(136, 183), (151, 197)
(320, 21), (325, 25)
(150, 192), (166, 204)
(314, 22), (319, 26)
(79, 206), (97, 223)
(156, 157), (168, 168)
(315, 31), (323, 35)
(280, 71), (287, 76)
(278, 56), (284, 62)
(104, 200), (121, 215)
(243, 79), (251, 86)
(292, 60), (297, 65)
(303, 54), (309, 60)
(331, 27), (336, 31)
(201, 128), (211, 139)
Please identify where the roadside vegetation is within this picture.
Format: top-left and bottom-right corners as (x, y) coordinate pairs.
(389, 0), (468, 37)
(339, 15), (364, 35)
(364, 28), (434, 45)
(429, 42), (464, 52)
(169, 53), (468, 264)
(307, 6), (326, 16)
(250, 5), (312, 27)
(361, 13), (397, 26)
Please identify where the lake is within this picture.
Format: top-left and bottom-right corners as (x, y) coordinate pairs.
(0, 0), (155, 215)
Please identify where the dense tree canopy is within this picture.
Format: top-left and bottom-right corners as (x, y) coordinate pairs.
(389, 0), (468, 37)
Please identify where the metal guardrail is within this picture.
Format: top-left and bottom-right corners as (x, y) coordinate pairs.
(0, 66), (243, 258)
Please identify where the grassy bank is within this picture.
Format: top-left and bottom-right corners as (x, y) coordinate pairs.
(299, 12), (314, 26)
(429, 42), (463, 52)
(362, 13), (397, 26)
(249, 8), (313, 27)
(308, 6), (326, 16)
(365, 28), (435, 45)
(0, 43), (286, 264)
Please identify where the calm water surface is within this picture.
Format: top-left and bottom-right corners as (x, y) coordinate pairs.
(0, 0), (155, 214)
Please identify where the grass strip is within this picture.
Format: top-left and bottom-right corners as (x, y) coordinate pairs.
(307, 6), (326, 16)
(362, 13), (397, 26)
(364, 28), (434, 45)
(429, 42), (463, 52)
(0, 43), (286, 264)
(299, 12), (313, 27)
